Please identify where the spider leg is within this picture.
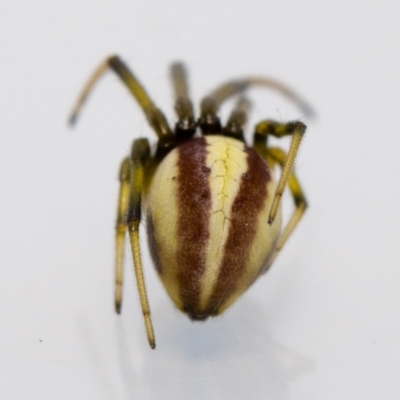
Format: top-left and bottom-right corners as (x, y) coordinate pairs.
(69, 55), (174, 140)
(115, 157), (131, 314)
(170, 63), (196, 141)
(254, 120), (307, 224)
(121, 138), (155, 349)
(199, 94), (223, 134)
(222, 97), (251, 142)
(206, 77), (315, 118)
(264, 147), (307, 269)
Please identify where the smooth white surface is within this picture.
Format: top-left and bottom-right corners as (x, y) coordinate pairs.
(1, 2), (400, 399)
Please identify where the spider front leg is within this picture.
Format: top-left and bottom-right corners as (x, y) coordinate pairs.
(115, 138), (156, 349)
(69, 55), (175, 141)
(254, 120), (306, 224)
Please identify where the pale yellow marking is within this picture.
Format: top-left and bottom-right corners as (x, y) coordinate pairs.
(146, 150), (183, 309)
(199, 136), (248, 309)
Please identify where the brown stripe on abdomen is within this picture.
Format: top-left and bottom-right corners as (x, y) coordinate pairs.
(176, 137), (212, 319)
(205, 146), (271, 315)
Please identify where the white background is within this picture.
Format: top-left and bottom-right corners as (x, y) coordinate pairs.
(1, 2), (399, 399)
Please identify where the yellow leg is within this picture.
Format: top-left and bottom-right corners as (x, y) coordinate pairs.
(69, 55), (173, 139)
(116, 138), (155, 349)
(128, 220), (155, 349)
(265, 147), (308, 268)
(127, 138), (155, 349)
(115, 157), (131, 314)
(254, 120), (306, 224)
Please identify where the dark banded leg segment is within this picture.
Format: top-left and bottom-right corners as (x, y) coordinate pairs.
(254, 120), (306, 224)
(69, 56), (174, 141)
(126, 138), (156, 349)
(115, 157), (131, 314)
(170, 63), (196, 141)
(222, 97), (250, 142)
(199, 95), (222, 134)
(264, 147), (308, 269)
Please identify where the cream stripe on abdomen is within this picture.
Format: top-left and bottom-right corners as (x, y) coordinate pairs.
(199, 136), (248, 309)
(146, 150), (182, 307)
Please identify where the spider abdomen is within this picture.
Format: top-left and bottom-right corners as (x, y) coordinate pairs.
(146, 135), (282, 320)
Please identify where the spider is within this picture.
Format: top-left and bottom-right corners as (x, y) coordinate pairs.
(69, 56), (313, 349)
